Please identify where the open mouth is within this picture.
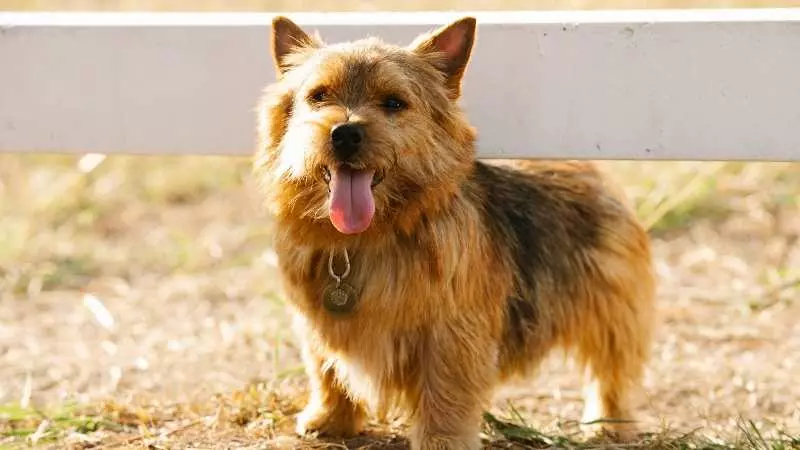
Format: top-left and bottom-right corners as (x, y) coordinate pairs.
(322, 166), (384, 188)
(320, 165), (384, 235)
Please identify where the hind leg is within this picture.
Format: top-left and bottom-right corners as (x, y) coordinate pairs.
(580, 370), (638, 439)
(577, 335), (649, 440)
(575, 285), (655, 440)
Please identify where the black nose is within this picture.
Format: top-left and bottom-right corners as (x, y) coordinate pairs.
(330, 123), (365, 160)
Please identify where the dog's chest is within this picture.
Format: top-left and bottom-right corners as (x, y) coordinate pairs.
(278, 242), (451, 323)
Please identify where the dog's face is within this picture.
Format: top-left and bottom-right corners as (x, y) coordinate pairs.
(256, 17), (477, 241)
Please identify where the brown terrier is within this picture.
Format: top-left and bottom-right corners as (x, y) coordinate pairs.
(254, 15), (656, 450)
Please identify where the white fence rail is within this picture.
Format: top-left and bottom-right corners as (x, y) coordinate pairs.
(1, 10), (799, 160)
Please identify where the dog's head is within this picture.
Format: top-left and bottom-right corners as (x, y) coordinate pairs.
(256, 16), (477, 243)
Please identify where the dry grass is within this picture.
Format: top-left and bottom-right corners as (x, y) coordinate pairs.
(1, 1), (800, 449)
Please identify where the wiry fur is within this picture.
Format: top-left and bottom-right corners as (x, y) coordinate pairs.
(254, 16), (656, 450)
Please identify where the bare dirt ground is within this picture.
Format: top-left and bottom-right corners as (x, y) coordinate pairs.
(1, 155), (798, 449)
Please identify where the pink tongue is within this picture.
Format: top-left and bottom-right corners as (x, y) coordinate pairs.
(329, 167), (375, 234)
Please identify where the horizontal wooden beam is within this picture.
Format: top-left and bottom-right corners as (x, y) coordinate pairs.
(1, 10), (799, 160)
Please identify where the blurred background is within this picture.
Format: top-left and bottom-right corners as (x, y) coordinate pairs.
(4, 0), (799, 10)
(1, 0), (799, 448)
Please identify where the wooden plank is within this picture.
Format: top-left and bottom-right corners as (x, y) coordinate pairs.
(1, 10), (799, 160)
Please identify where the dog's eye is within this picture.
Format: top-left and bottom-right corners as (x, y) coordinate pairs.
(382, 97), (406, 112)
(308, 88), (327, 104)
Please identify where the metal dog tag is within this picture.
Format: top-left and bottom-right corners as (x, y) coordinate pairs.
(323, 282), (357, 315)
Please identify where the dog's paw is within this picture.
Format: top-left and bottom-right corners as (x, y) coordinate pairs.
(295, 405), (365, 438)
(579, 419), (640, 444)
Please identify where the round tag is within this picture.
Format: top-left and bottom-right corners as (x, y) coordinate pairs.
(323, 282), (358, 315)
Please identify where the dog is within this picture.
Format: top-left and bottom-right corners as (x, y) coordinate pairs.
(254, 15), (656, 450)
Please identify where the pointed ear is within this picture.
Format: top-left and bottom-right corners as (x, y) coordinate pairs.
(410, 17), (477, 97)
(271, 16), (318, 76)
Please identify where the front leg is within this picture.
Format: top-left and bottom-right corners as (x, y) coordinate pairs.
(296, 340), (367, 437)
(408, 326), (497, 450)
